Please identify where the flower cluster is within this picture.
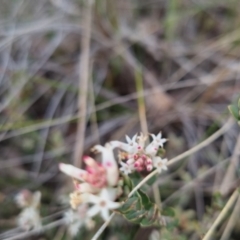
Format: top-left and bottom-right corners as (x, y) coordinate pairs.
(15, 190), (42, 231)
(110, 132), (168, 174)
(59, 144), (121, 235)
(59, 132), (168, 236)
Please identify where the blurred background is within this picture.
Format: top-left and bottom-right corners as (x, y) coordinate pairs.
(1, 0), (240, 239)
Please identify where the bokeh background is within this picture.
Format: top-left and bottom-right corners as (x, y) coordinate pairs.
(1, 0), (240, 239)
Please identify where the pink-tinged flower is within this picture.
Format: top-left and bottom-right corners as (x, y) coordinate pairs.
(59, 156), (107, 191)
(15, 189), (32, 208)
(15, 190), (41, 209)
(92, 144), (119, 187)
(59, 163), (87, 181)
(87, 188), (121, 221)
(110, 132), (167, 173)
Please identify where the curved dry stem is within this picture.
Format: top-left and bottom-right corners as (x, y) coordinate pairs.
(203, 189), (239, 240)
(4, 219), (65, 240)
(73, 0), (93, 168)
(220, 194), (240, 240)
(91, 213), (115, 240)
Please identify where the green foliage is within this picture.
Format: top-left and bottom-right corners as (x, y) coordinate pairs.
(117, 176), (175, 227)
(162, 207), (175, 217)
(228, 98), (240, 121)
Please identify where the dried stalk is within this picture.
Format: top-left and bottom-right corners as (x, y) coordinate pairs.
(73, 0), (94, 167)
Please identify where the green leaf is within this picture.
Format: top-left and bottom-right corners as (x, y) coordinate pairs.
(145, 204), (161, 225)
(162, 207), (175, 217)
(137, 190), (151, 208)
(117, 197), (139, 213)
(228, 105), (240, 120)
(117, 189), (162, 227)
(165, 218), (179, 231)
(238, 98), (240, 109)
(140, 218), (153, 227)
(125, 209), (146, 223)
(123, 175), (134, 191)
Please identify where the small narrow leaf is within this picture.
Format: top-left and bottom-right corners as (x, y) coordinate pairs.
(123, 175), (134, 191)
(117, 197), (139, 213)
(140, 218), (153, 227)
(137, 190), (151, 208)
(125, 209), (146, 223)
(228, 105), (240, 120)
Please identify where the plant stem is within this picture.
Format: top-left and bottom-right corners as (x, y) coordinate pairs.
(91, 213), (115, 240)
(73, 0), (94, 167)
(202, 189), (239, 240)
(4, 219), (65, 240)
(135, 67), (148, 135)
(220, 194), (240, 240)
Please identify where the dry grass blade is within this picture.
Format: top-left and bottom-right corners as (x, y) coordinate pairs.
(220, 134), (240, 196)
(73, 0), (94, 168)
(202, 189), (239, 240)
(4, 219), (65, 240)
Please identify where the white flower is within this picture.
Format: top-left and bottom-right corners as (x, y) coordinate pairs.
(87, 188), (121, 221)
(64, 204), (95, 237)
(17, 207), (41, 231)
(111, 135), (138, 154)
(16, 191), (42, 231)
(15, 190), (41, 208)
(145, 132), (167, 156)
(74, 182), (99, 194)
(153, 157), (168, 173)
(151, 132), (167, 148)
(119, 161), (134, 175)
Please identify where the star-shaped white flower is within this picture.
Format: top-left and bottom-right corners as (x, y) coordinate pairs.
(153, 157), (168, 173)
(145, 133), (167, 156)
(119, 161), (134, 175)
(151, 132), (167, 148)
(110, 134), (139, 154)
(87, 188), (121, 221)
